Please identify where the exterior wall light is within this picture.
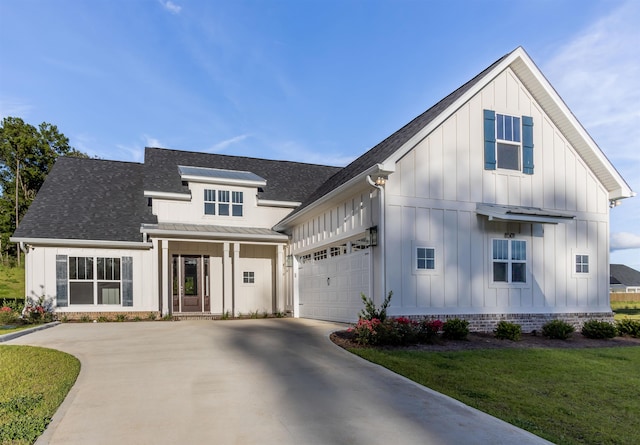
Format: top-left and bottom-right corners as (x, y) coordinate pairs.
(366, 226), (378, 246)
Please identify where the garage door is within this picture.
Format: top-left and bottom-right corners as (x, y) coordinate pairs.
(298, 249), (370, 323)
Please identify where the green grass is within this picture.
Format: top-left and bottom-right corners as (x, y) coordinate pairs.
(0, 264), (25, 301)
(0, 346), (80, 445)
(611, 301), (640, 320)
(0, 325), (34, 336)
(351, 347), (640, 445)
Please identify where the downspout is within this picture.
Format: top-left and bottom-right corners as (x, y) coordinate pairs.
(18, 242), (29, 312)
(366, 175), (386, 304)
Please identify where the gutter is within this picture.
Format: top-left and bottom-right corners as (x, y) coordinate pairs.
(10, 237), (153, 250)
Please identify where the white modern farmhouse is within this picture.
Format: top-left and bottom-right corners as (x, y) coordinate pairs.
(12, 47), (633, 331)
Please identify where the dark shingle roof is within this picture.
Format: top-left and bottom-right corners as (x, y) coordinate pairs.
(610, 264), (640, 286)
(13, 157), (156, 242)
(286, 51), (512, 219)
(143, 147), (341, 203)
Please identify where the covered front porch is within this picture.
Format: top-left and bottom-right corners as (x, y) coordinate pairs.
(142, 223), (290, 317)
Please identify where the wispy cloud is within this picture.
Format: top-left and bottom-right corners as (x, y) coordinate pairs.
(543, 0), (640, 161)
(208, 134), (250, 152)
(159, 0), (182, 15)
(611, 232), (640, 251)
(144, 135), (163, 148)
(0, 98), (33, 119)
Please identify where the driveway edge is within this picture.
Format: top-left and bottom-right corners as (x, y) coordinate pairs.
(0, 321), (60, 343)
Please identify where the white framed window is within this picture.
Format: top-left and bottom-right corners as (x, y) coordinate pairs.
(204, 189), (216, 215)
(69, 257), (122, 304)
(575, 254), (589, 274)
(204, 189), (243, 217)
(243, 271), (255, 284)
(496, 114), (521, 171)
(492, 239), (527, 283)
(416, 247), (435, 270)
(232, 191), (243, 217)
(330, 245), (346, 257)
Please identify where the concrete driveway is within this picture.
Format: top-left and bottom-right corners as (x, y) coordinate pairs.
(8, 319), (550, 444)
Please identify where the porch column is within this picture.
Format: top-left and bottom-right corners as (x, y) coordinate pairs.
(223, 242), (232, 315)
(161, 240), (169, 316)
(233, 243), (240, 316)
(276, 244), (284, 313)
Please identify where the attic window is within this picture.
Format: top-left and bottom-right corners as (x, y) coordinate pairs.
(484, 110), (534, 174)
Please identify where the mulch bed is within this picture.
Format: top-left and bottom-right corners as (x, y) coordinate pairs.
(330, 329), (640, 351)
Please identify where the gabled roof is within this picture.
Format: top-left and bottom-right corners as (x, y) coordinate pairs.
(276, 47), (633, 230)
(610, 264), (640, 286)
(12, 157), (157, 244)
(144, 147), (340, 203)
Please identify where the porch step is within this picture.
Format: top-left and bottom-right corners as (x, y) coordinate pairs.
(172, 313), (220, 321)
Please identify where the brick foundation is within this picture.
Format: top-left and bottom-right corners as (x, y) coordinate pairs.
(401, 312), (615, 333)
(57, 311), (161, 321)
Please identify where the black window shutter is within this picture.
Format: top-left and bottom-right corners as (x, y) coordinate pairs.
(56, 255), (68, 307)
(522, 116), (534, 174)
(122, 257), (133, 307)
(483, 109), (496, 170)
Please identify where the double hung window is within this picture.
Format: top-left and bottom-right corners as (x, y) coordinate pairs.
(496, 114), (521, 171)
(492, 239), (527, 283)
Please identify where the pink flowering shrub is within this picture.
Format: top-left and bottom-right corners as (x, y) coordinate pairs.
(418, 319), (444, 343)
(0, 306), (19, 325)
(23, 296), (56, 324)
(350, 318), (384, 345)
(350, 315), (445, 346)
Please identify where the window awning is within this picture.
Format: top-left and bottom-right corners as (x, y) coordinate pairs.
(476, 203), (575, 224)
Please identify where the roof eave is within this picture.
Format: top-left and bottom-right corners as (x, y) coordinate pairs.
(10, 237), (152, 249)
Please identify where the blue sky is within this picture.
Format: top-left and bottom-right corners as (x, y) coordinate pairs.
(1, 0), (639, 269)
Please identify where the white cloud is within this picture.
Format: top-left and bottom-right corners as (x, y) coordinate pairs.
(159, 1), (182, 15)
(543, 1), (640, 161)
(611, 232), (640, 251)
(208, 134), (249, 152)
(144, 135), (163, 148)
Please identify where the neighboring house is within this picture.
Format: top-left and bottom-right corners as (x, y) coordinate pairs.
(12, 47), (634, 331)
(610, 264), (640, 293)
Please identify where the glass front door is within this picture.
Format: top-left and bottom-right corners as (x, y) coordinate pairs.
(172, 255), (210, 313)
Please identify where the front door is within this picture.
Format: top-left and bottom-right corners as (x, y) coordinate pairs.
(172, 255), (210, 313)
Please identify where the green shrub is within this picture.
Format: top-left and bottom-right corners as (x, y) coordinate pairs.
(417, 319), (444, 343)
(442, 318), (469, 340)
(494, 321), (522, 341)
(97, 316), (110, 323)
(581, 320), (617, 339)
(115, 314), (127, 322)
(359, 291), (393, 322)
(616, 319), (640, 338)
(542, 319), (575, 340)
(147, 312), (157, 321)
(79, 315), (91, 323)
(0, 307), (19, 325)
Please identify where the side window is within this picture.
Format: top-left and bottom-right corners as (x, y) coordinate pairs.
(218, 190), (230, 216)
(575, 255), (589, 274)
(416, 247), (435, 270)
(232, 191), (243, 217)
(492, 239), (527, 283)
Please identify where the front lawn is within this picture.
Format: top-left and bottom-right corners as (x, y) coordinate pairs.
(351, 347), (640, 445)
(0, 346), (80, 445)
(611, 301), (640, 320)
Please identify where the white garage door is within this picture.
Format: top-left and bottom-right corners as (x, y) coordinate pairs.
(298, 249), (370, 323)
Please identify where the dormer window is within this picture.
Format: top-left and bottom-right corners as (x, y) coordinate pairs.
(204, 189), (243, 217)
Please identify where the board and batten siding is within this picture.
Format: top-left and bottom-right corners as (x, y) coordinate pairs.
(290, 190), (375, 254)
(384, 67), (610, 315)
(24, 246), (155, 311)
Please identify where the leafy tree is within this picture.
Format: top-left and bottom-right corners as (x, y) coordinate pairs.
(0, 117), (87, 263)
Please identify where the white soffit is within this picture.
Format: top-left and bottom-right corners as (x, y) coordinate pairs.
(178, 165), (267, 187)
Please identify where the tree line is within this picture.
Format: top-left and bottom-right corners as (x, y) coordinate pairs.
(0, 117), (87, 265)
